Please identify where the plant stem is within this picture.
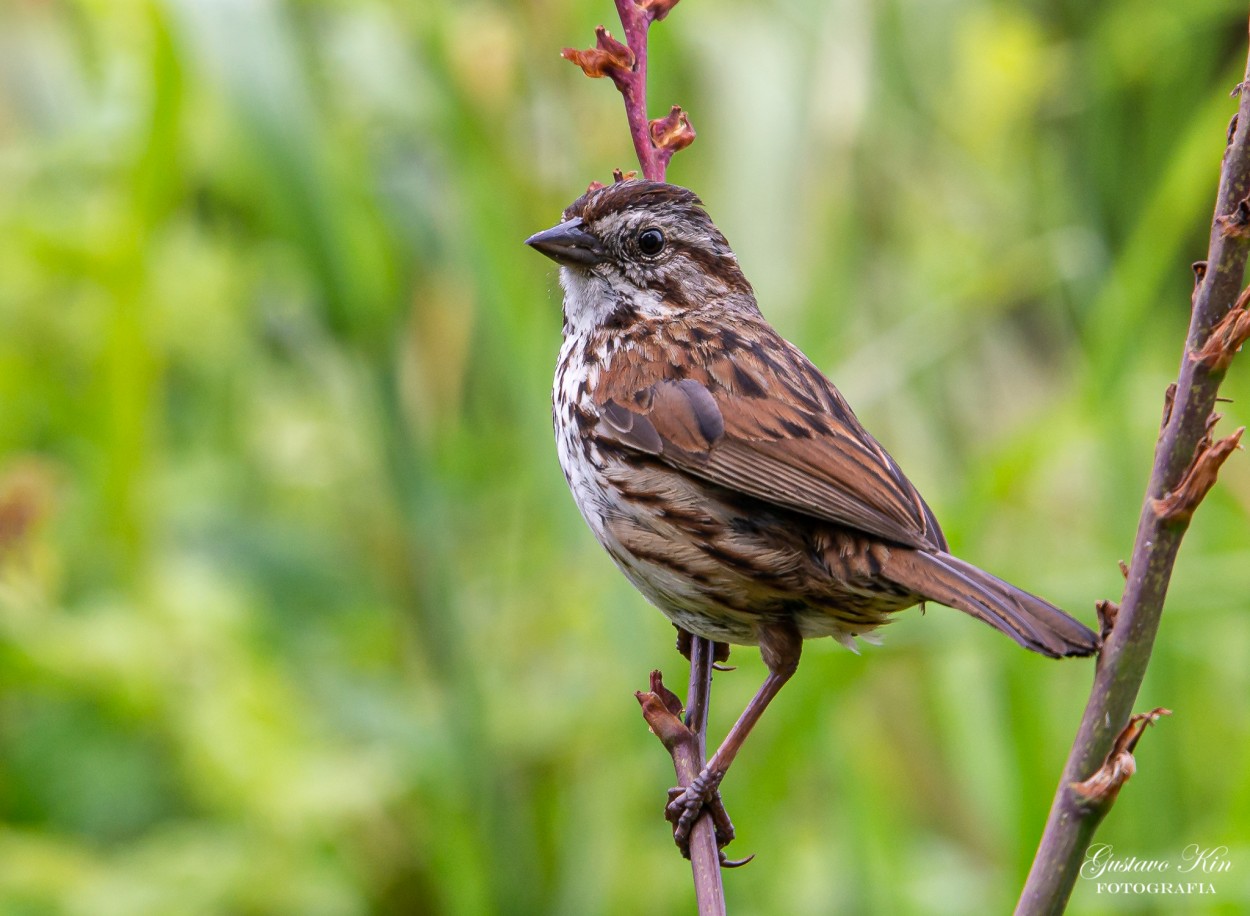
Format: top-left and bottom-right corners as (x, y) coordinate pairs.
(685, 636), (727, 913)
(1016, 23), (1250, 914)
(613, 0), (660, 179)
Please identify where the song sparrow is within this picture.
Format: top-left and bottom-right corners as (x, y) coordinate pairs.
(527, 179), (1098, 849)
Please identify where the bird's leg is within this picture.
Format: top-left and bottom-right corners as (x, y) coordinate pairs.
(666, 621), (802, 851)
(666, 627), (738, 856)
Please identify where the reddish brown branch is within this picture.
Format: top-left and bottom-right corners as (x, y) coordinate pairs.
(633, 670), (731, 912)
(562, 0), (695, 181)
(637, 651), (727, 912)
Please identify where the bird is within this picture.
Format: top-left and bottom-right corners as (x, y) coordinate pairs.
(526, 178), (1099, 852)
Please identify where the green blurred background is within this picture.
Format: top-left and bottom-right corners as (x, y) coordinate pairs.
(1, 0), (1248, 913)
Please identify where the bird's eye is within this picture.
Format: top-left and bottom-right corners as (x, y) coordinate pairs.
(637, 227), (665, 256)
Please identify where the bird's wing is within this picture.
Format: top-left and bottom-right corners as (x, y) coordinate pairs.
(595, 340), (947, 552)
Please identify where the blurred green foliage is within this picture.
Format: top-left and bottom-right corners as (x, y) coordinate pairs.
(1, 0), (1249, 913)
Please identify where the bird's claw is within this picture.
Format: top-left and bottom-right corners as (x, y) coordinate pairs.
(665, 768), (736, 857)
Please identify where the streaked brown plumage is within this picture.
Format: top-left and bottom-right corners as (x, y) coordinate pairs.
(527, 178), (1098, 850)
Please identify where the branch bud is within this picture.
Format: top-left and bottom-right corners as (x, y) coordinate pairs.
(1217, 196), (1250, 237)
(649, 669), (685, 717)
(561, 26), (636, 91)
(1192, 285), (1250, 372)
(1160, 382), (1177, 430)
(636, 688), (691, 751)
(637, 0), (682, 22)
(1071, 708), (1171, 808)
(1151, 422), (1244, 525)
(649, 105), (696, 152)
(1095, 599), (1119, 643)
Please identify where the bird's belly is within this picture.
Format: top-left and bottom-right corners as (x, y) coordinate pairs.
(555, 422), (918, 647)
(607, 543), (912, 647)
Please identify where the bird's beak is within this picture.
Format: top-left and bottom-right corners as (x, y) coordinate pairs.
(525, 217), (607, 268)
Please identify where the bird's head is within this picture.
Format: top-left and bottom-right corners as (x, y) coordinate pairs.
(526, 180), (752, 334)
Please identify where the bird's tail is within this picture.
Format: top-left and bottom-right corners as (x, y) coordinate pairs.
(881, 549), (1100, 658)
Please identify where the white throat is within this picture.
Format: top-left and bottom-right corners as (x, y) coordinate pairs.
(559, 266), (673, 336)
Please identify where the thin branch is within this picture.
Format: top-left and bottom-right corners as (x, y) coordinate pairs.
(611, 0), (657, 178)
(683, 638), (719, 900)
(562, 0), (694, 182)
(1016, 23), (1250, 914)
(636, 658), (727, 916)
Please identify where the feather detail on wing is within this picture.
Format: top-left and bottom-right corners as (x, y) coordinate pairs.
(593, 349), (946, 551)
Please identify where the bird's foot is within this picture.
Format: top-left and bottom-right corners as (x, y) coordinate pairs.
(673, 627), (733, 669)
(665, 769), (754, 867)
